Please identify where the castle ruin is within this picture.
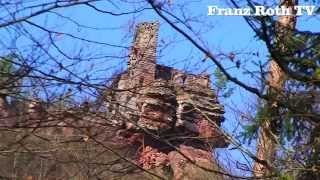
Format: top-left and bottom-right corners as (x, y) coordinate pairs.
(105, 22), (228, 179)
(0, 21), (229, 179)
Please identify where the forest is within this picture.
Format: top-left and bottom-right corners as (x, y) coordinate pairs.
(0, 0), (319, 179)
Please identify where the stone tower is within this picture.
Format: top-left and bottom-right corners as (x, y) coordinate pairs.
(128, 22), (159, 87)
(106, 22), (227, 179)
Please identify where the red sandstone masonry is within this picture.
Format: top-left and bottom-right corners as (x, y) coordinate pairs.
(107, 22), (227, 178)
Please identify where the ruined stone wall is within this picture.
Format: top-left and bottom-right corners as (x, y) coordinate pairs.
(128, 22), (159, 87)
(170, 69), (210, 87)
(106, 22), (161, 128)
(0, 21), (228, 179)
(106, 22), (227, 179)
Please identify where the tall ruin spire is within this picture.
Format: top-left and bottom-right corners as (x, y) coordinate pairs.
(128, 22), (159, 87)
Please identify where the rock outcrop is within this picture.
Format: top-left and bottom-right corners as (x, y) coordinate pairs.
(0, 21), (229, 180)
(105, 22), (228, 179)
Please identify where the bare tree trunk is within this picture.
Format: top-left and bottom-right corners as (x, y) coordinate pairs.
(253, 0), (298, 177)
(0, 95), (11, 126)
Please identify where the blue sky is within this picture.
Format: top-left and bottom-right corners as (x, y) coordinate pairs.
(0, 0), (319, 176)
